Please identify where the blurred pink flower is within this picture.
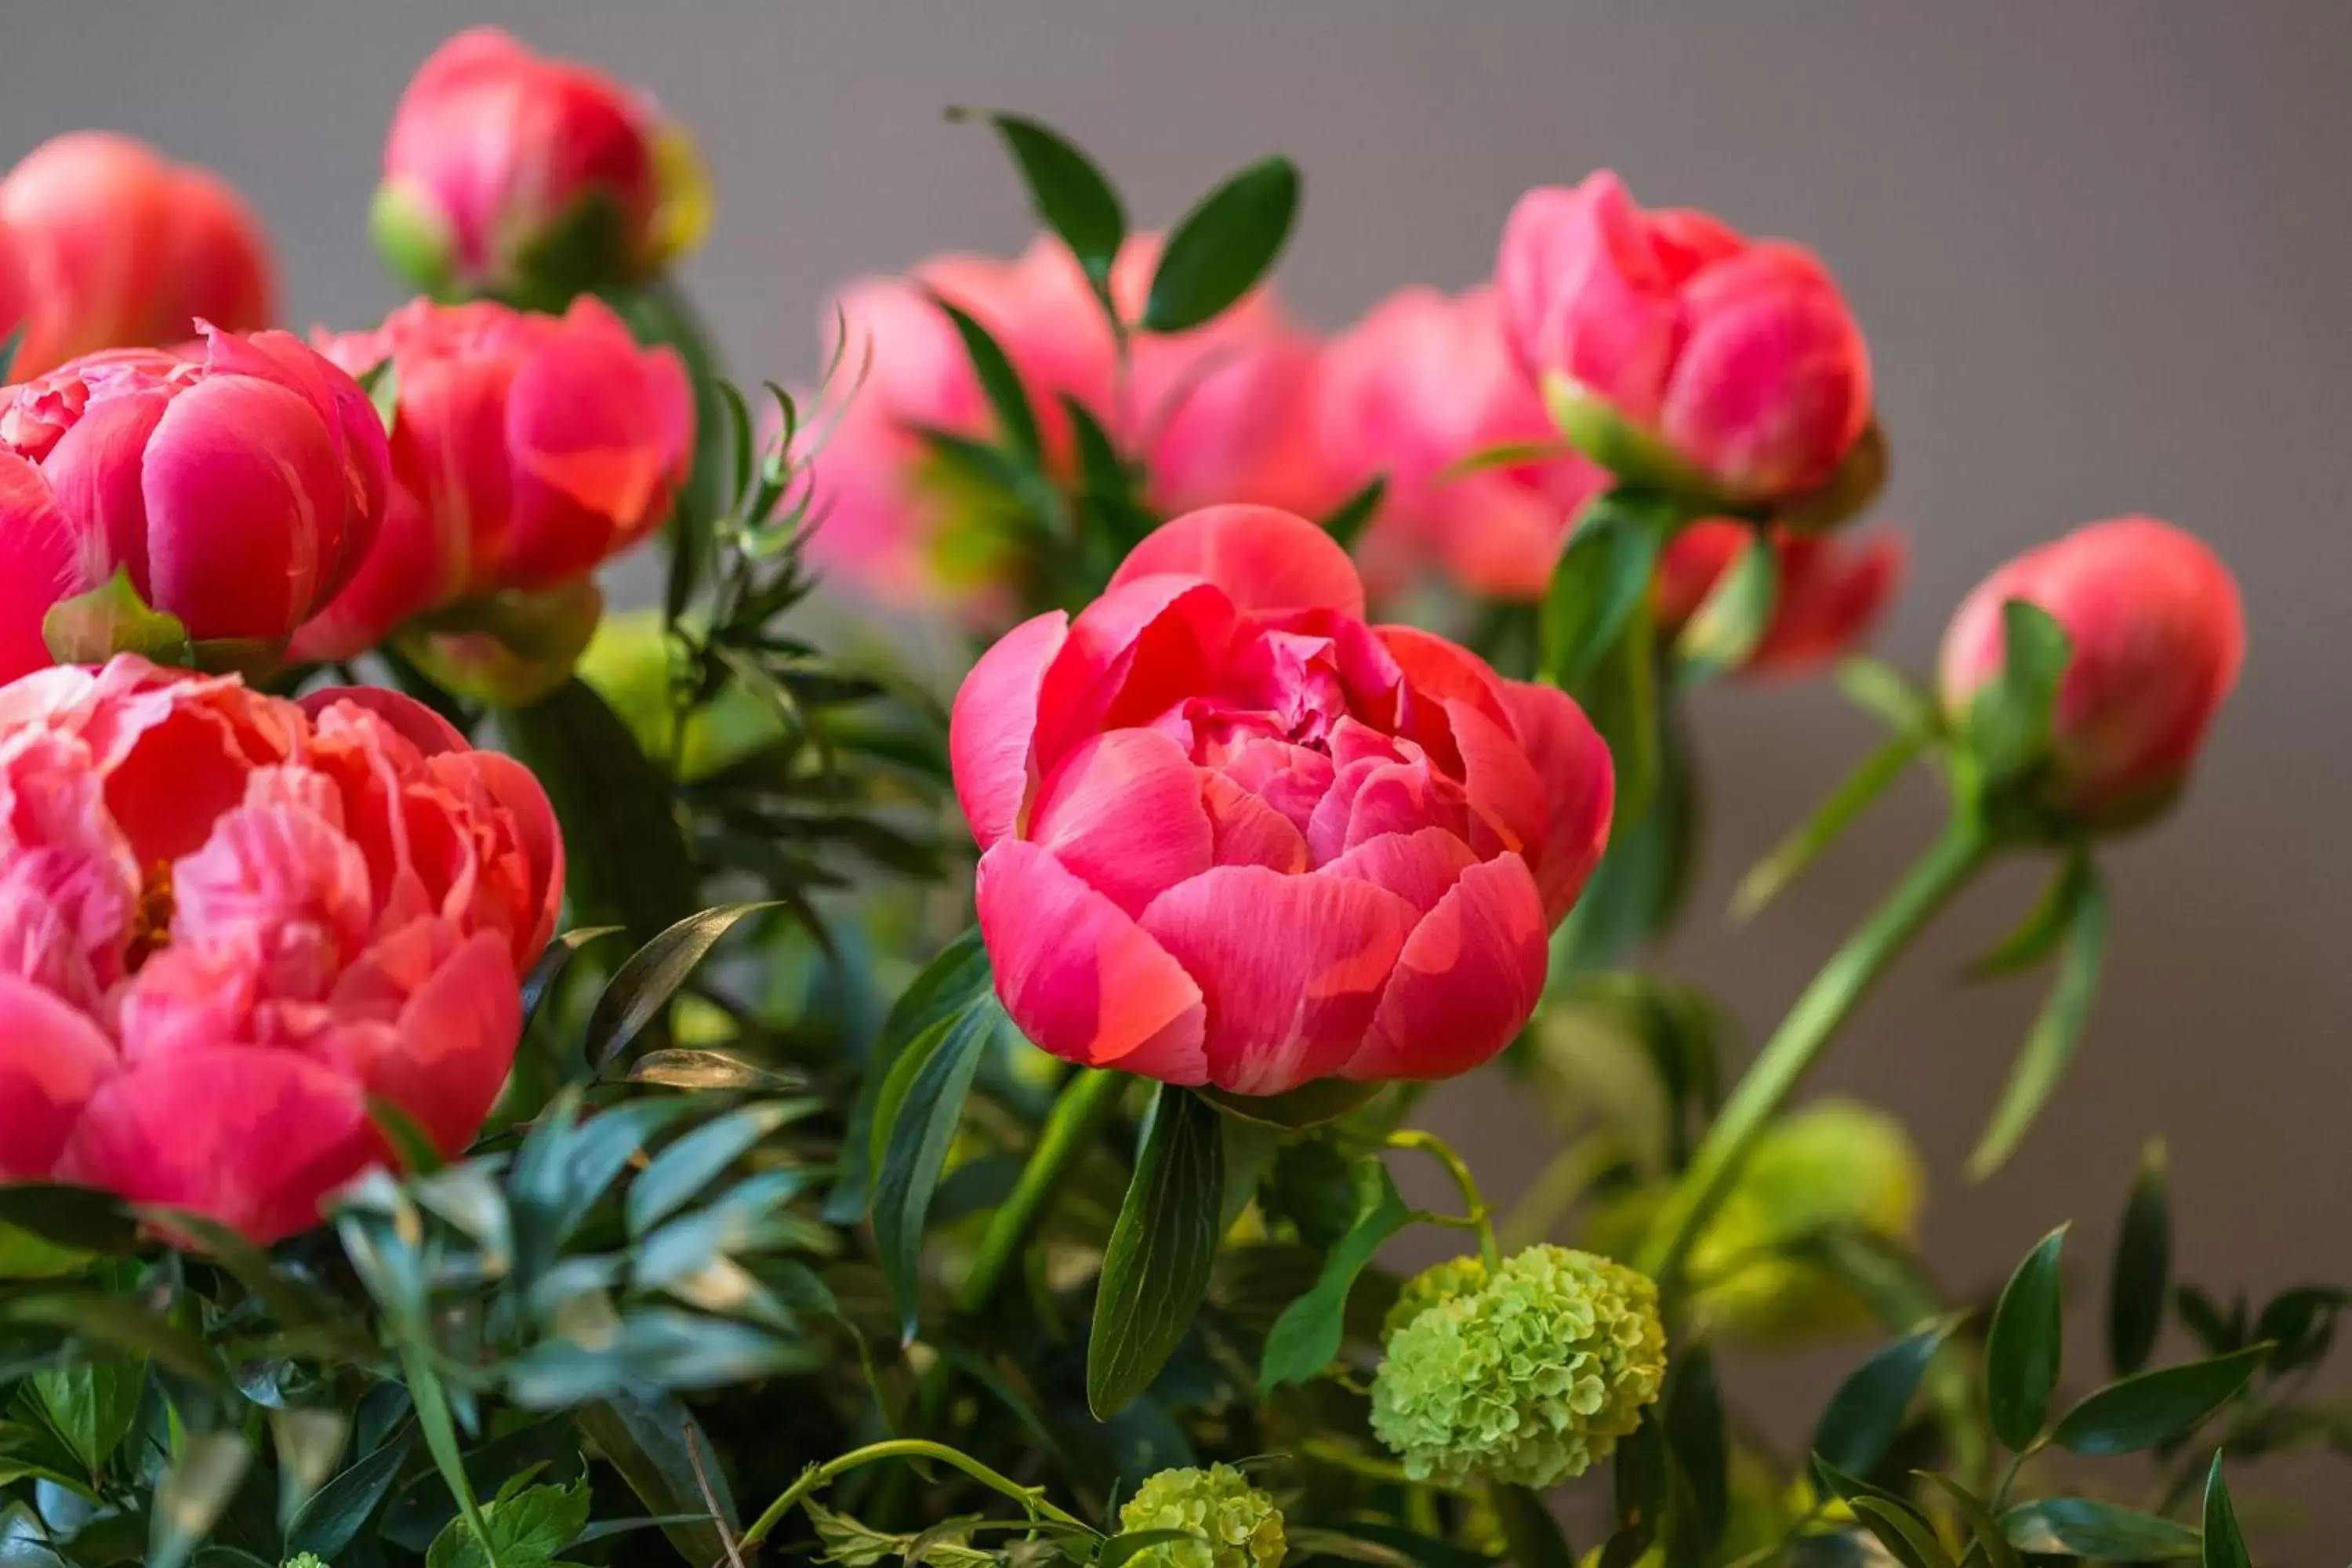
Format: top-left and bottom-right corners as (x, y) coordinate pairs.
(1654, 521), (1906, 676)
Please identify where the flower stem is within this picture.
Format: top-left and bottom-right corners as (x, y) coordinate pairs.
(738, 1438), (1091, 1552)
(1635, 816), (1994, 1289)
(1388, 1129), (1501, 1269)
(956, 1067), (1130, 1314)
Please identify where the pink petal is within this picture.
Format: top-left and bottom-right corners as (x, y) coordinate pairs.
(37, 385), (170, 594)
(1032, 576), (1240, 769)
(949, 609), (1068, 848)
(1440, 696), (1549, 864)
(976, 839), (1206, 1082)
(1321, 826), (1481, 916)
(1030, 728), (1213, 917)
(1111, 503), (1366, 619)
(1348, 853), (1550, 1083)
(0, 976), (118, 1178)
(1200, 771), (1308, 873)
(61, 1044), (375, 1243)
(299, 684), (468, 756)
(1377, 624), (1517, 738)
(1138, 865), (1416, 1095)
(325, 926), (520, 1156)
(0, 453), (80, 681)
(466, 750), (564, 963)
(1497, 680), (1616, 925)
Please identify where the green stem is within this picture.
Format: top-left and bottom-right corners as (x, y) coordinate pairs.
(1635, 816), (1993, 1288)
(738, 1439), (1091, 1552)
(957, 1068), (1130, 1314)
(1388, 1129), (1500, 1269)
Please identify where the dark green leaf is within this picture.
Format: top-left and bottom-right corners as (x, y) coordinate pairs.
(2109, 1140), (2172, 1377)
(1811, 1317), (1962, 1479)
(962, 111), (1127, 285)
(285, 1422), (416, 1561)
(627, 1103), (793, 1237)
(1601, 1413), (1668, 1568)
(1733, 731), (1924, 922)
(1319, 476), (1387, 552)
(521, 927), (622, 1033)
(1258, 1157), (1410, 1389)
(1967, 871), (2108, 1178)
(1967, 599), (2072, 788)
(1088, 1087), (1225, 1417)
(1196, 1079), (1382, 1131)
(2201, 1451), (2249, 1568)
(1912, 1473), (2021, 1568)
(1142, 157), (1300, 332)
(931, 293), (1043, 463)
(1554, 702), (1694, 967)
(1664, 1345), (1728, 1552)
(426, 1478), (591, 1568)
(1809, 1453), (1904, 1508)
(1968, 850), (2092, 979)
(827, 927), (993, 1225)
(2, 1294), (223, 1388)
(30, 1359), (144, 1480)
(585, 901), (777, 1069)
(1675, 526), (1780, 681)
(2052, 1345), (2269, 1456)
(1984, 1225), (2067, 1450)
(571, 1396), (735, 1568)
(500, 678), (697, 947)
(874, 1000), (1002, 1342)
(2000, 1498), (2200, 1560)
(1849, 1498), (1955, 1568)
(2176, 1284), (2241, 1355)
(148, 1432), (252, 1568)
(1540, 490), (1674, 684)
(2255, 1283), (2348, 1372)
(1486, 1485), (1577, 1568)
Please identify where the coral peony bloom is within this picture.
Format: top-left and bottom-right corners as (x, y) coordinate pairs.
(1497, 172), (1871, 506)
(0, 326), (389, 679)
(1939, 516), (2245, 826)
(805, 236), (1329, 612)
(294, 296), (693, 669)
(0, 132), (274, 379)
(1318, 285), (1602, 601)
(1653, 521), (1906, 676)
(950, 505), (1613, 1095)
(375, 27), (706, 299)
(0, 655), (561, 1241)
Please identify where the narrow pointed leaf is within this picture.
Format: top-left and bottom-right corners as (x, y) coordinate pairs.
(1811, 1316), (1962, 1479)
(2051, 1344), (2269, 1455)
(1319, 475), (1387, 551)
(1259, 1157), (1410, 1389)
(1913, 1473), (2021, 1568)
(931, 293), (1041, 463)
(1849, 1497), (1956, 1568)
(285, 1422), (417, 1561)
(1733, 731), (1925, 921)
(1984, 1225), (2067, 1450)
(521, 927), (622, 1033)
(960, 111), (1127, 283)
(2108, 1140), (2172, 1377)
(826, 928), (993, 1224)
(1675, 527), (1780, 681)
(1539, 491), (1672, 684)
(1088, 1087), (1225, 1416)
(586, 902), (777, 1068)
(2001, 1498), (2200, 1560)
(1838, 655), (1938, 737)
(1142, 157), (1299, 332)
(1968, 872), (2108, 1178)
(2201, 1451), (2249, 1568)
(1967, 850), (2091, 979)
(1968, 599), (2071, 786)
(873, 1000), (1000, 1342)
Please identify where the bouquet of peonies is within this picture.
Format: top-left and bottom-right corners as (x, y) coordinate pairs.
(0, 24), (2316, 1568)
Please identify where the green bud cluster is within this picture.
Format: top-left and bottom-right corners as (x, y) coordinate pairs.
(1116, 1463), (1287, 1568)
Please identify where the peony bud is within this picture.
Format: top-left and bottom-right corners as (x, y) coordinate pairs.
(376, 27), (707, 300)
(952, 506), (1613, 1095)
(0, 132), (274, 378)
(1938, 517), (2245, 828)
(1653, 521), (1905, 676)
(0, 326), (389, 680)
(1117, 1465), (1287, 1568)
(295, 296), (692, 697)
(1497, 172), (1873, 511)
(1372, 1244), (1667, 1487)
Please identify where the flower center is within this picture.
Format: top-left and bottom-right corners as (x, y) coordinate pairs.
(125, 862), (176, 971)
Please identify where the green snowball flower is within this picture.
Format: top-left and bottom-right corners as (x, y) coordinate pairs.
(281, 1555), (332, 1568)
(1116, 1463), (1287, 1568)
(1371, 1244), (1666, 1489)
(1381, 1252), (1489, 1344)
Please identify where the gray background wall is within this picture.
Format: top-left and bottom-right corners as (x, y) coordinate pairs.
(8, 1), (2350, 1544)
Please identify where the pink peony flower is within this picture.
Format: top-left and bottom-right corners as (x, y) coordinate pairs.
(375, 27), (704, 298)
(1317, 285), (1603, 601)
(1497, 172), (1871, 507)
(1653, 521), (1906, 676)
(950, 505), (1613, 1095)
(295, 296), (693, 667)
(1940, 517), (2245, 827)
(0, 325), (389, 679)
(0, 656), (561, 1241)
(0, 132), (274, 379)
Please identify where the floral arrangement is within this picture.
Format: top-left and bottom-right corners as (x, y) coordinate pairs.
(0, 24), (2318, 1568)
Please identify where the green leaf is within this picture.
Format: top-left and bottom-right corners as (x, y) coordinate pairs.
(520, 927), (622, 1034)
(1319, 476), (1387, 552)
(1062, 394), (1150, 532)
(626, 1102), (794, 1237)
(2, 1292), (224, 1388)
(500, 678), (697, 948)
(627, 1049), (807, 1092)
(1811, 1316), (1962, 1479)
(1967, 849), (2092, 979)
(285, 1421), (416, 1561)
(1088, 1086), (1225, 1417)
(2201, 1450), (2249, 1568)
(358, 356), (401, 437)
(874, 999), (1002, 1342)
(1539, 490), (1674, 684)
(29, 1359), (145, 1480)
(584, 901), (777, 1069)
(1967, 599), (2072, 788)
(426, 1479), (591, 1568)
(960, 111), (1127, 287)
(1674, 526), (1780, 681)
(1663, 1345), (1729, 1552)
(1142, 157), (1300, 332)
(1195, 1079), (1382, 1130)
(43, 568), (194, 667)
(1258, 1156), (1410, 1388)
(827, 930), (993, 1225)
(2108, 1140), (2172, 1377)
(148, 1432), (252, 1568)
(2050, 1345), (2269, 1456)
(571, 1396), (735, 1568)
(931, 293), (1043, 464)
(1838, 655), (1939, 737)
(1984, 1225), (2067, 1450)
(1555, 705), (1695, 967)
(1098, 1529), (1209, 1566)
(1967, 869), (2108, 1178)
(0, 324), (24, 383)
(1732, 731), (1925, 922)
(2253, 1283), (2348, 1371)
(2000, 1497), (2200, 1560)
(1912, 1472), (2021, 1568)
(1849, 1497), (1956, 1568)
(1485, 1486), (1577, 1568)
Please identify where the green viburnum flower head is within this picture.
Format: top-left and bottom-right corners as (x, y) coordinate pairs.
(1371, 1243), (1667, 1489)
(1381, 1251), (1489, 1344)
(281, 1556), (332, 1568)
(1116, 1462), (1287, 1568)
